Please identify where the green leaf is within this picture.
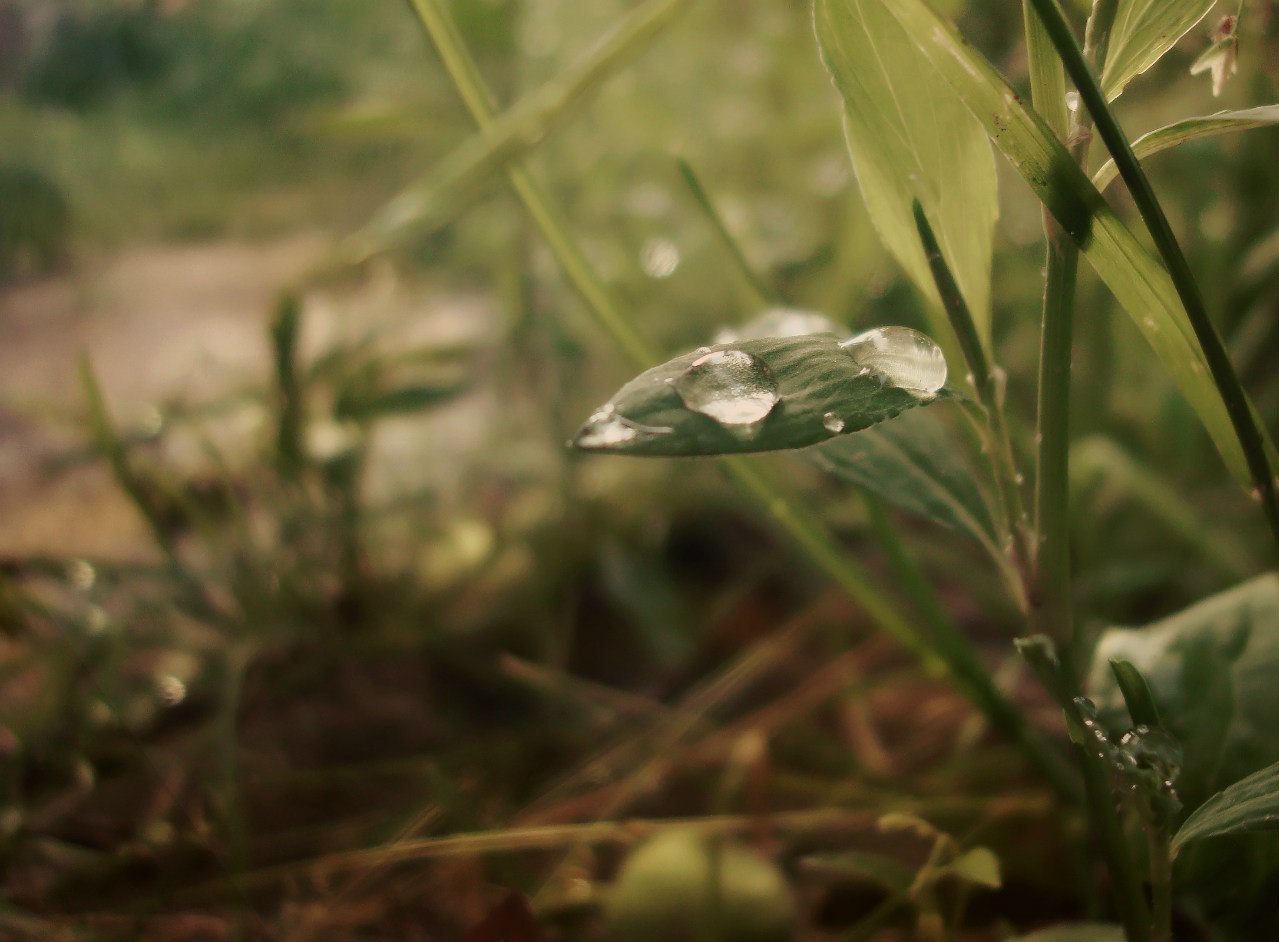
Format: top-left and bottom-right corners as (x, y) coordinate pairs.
(1093, 106), (1279, 191)
(1006, 926), (1125, 942)
(1088, 575), (1279, 811)
(1101, 0), (1217, 101)
(1173, 759), (1279, 854)
(1108, 658), (1164, 729)
(798, 850), (916, 892)
(803, 408), (1000, 553)
(942, 846), (1002, 889)
(813, 0), (997, 348)
(816, 0), (1264, 486)
(572, 333), (954, 457)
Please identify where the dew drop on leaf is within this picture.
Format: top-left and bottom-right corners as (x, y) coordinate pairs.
(674, 349), (779, 431)
(840, 326), (947, 396)
(822, 411), (846, 434)
(573, 405), (673, 450)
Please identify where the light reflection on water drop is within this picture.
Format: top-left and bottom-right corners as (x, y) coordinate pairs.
(573, 405), (672, 451)
(840, 326), (947, 396)
(674, 349), (779, 431)
(640, 237), (680, 279)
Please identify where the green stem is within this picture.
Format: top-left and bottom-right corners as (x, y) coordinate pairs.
(676, 157), (775, 306)
(1033, 234), (1078, 651)
(1148, 822), (1173, 942)
(912, 201), (1032, 600)
(1018, 638), (1152, 942)
(406, 0), (1072, 798)
(1027, 0), (1279, 554)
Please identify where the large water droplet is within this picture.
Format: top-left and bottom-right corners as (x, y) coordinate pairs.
(573, 405), (672, 450)
(822, 411), (845, 434)
(715, 307), (842, 343)
(674, 349), (779, 431)
(840, 326), (947, 396)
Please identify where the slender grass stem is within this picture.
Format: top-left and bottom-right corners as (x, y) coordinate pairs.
(676, 157), (776, 306)
(1033, 234), (1079, 651)
(1026, 0), (1279, 554)
(406, 0), (1072, 797)
(1148, 822), (1173, 942)
(1018, 638), (1151, 942)
(912, 202), (1033, 598)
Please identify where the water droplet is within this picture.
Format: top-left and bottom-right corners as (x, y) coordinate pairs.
(68, 559), (96, 592)
(674, 349), (779, 431)
(156, 675), (187, 707)
(716, 307), (842, 343)
(840, 326), (947, 396)
(574, 405), (672, 451)
(640, 237), (680, 279)
(822, 411), (846, 434)
(1065, 90), (1081, 112)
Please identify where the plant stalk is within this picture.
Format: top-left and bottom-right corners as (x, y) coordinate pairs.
(1018, 638), (1152, 942)
(1148, 822), (1173, 942)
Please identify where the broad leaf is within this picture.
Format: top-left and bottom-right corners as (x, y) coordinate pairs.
(1093, 106), (1279, 191)
(815, 0), (1266, 486)
(1088, 578), (1279, 934)
(814, 0), (997, 349)
(804, 408), (999, 554)
(571, 333), (954, 457)
(1101, 0), (1217, 101)
(1088, 575), (1279, 810)
(1174, 759), (1279, 854)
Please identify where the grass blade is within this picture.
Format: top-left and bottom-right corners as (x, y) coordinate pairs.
(1092, 105), (1279, 191)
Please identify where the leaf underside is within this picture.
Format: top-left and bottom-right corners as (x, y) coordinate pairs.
(1101, 0), (1218, 101)
(814, 0), (997, 350)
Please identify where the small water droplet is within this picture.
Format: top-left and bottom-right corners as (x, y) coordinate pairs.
(1065, 90), (1081, 112)
(68, 559), (96, 592)
(840, 326), (947, 396)
(640, 237), (680, 279)
(573, 405), (673, 450)
(674, 349), (779, 431)
(715, 307), (842, 343)
(156, 675), (187, 707)
(822, 411), (846, 434)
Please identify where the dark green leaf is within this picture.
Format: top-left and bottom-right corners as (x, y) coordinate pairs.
(1174, 759), (1279, 854)
(572, 334), (954, 457)
(803, 408), (999, 553)
(1088, 575), (1279, 812)
(1108, 658), (1164, 729)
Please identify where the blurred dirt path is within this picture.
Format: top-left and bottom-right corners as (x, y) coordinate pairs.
(0, 235), (327, 560)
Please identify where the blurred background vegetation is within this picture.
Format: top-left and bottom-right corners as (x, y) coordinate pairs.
(1, 0), (1277, 939)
